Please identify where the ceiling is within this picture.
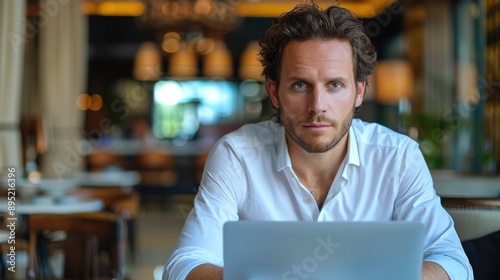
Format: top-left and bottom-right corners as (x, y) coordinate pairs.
(80, 0), (398, 18)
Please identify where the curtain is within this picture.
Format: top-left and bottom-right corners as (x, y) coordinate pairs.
(0, 0), (26, 178)
(39, 0), (88, 178)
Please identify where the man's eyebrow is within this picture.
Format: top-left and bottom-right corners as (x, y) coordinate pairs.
(328, 76), (349, 83)
(287, 76), (307, 81)
(286, 75), (350, 83)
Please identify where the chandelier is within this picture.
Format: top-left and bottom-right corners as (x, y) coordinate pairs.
(138, 0), (242, 35)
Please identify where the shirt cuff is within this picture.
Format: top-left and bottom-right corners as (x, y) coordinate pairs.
(163, 247), (224, 280)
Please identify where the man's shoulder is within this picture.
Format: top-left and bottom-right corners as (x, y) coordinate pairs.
(219, 120), (282, 148)
(351, 119), (417, 149)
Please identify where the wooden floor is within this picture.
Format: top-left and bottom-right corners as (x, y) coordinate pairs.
(126, 194), (194, 279)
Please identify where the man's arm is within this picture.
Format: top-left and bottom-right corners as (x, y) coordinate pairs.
(164, 141), (245, 280)
(394, 144), (472, 279)
(184, 261), (448, 280)
(421, 258), (451, 279)
(184, 261), (447, 280)
(186, 264), (223, 280)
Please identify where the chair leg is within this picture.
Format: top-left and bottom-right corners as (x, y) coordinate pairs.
(38, 233), (53, 278)
(0, 245), (5, 279)
(128, 219), (136, 259)
(28, 232), (54, 279)
(64, 234), (88, 279)
(85, 235), (99, 280)
(27, 231), (37, 280)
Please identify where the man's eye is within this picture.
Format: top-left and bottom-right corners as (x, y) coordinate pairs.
(293, 82), (306, 90)
(331, 82), (342, 89)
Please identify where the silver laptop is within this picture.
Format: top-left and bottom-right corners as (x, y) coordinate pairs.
(223, 221), (424, 280)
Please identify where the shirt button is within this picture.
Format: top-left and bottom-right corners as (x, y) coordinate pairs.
(306, 198), (313, 204)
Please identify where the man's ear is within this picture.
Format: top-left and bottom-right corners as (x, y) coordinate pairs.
(267, 79), (279, 108)
(355, 81), (366, 108)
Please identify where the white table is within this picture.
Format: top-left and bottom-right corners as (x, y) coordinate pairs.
(0, 196), (104, 279)
(432, 171), (500, 199)
(72, 171), (141, 188)
(0, 197), (103, 215)
(0, 230), (8, 243)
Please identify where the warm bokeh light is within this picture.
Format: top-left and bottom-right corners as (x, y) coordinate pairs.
(76, 93), (103, 111)
(194, 38), (215, 55)
(162, 32), (181, 53)
(162, 2), (179, 15)
(81, 1), (145, 16)
(76, 93), (92, 110)
(81, 0), (397, 18)
(234, 0), (397, 18)
(162, 38), (180, 53)
(164, 32), (181, 41)
(374, 60), (413, 105)
(194, 0), (212, 15)
(89, 94), (104, 111)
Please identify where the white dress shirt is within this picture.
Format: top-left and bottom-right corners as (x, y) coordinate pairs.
(164, 119), (473, 280)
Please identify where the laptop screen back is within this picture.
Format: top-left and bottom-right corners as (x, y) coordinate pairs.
(223, 221), (424, 280)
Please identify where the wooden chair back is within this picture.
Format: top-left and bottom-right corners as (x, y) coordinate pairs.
(70, 186), (139, 258)
(87, 152), (127, 171)
(136, 152), (178, 187)
(28, 212), (125, 280)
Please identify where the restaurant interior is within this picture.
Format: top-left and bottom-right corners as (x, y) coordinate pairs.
(1, 0), (499, 279)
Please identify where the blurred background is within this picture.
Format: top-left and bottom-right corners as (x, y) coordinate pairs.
(0, 0), (499, 279)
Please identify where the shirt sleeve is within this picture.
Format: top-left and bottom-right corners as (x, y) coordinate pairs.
(393, 142), (474, 280)
(163, 139), (245, 280)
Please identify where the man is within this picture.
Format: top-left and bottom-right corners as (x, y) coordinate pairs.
(164, 2), (473, 280)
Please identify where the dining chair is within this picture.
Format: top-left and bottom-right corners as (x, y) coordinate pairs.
(0, 228), (9, 278)
(0, 210), (30, 279)
(27, 212), (125, 280)
(69, 186), (139, 259)
(136, 151), (178, 187)
(87, 152), (127, 172)
(441, 197), (500, 241)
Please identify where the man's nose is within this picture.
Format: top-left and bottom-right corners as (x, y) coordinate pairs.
(308, 88), (327, 114)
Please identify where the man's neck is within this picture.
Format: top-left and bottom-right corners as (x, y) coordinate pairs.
(287, 134), (349, 208)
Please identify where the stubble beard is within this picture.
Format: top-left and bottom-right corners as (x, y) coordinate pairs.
(281, 107), (355, 154)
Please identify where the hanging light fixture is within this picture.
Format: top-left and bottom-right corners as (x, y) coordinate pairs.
(133, 41), (163, 81)
(203, 39), (233, 78)
(138, 0), (241, 79)
(138, 0), (241, 34)
(169, 41), (198, 77)
(375, 59), (414, 132)
(375, 60), (413, 105)
(239, 40), (264, 81)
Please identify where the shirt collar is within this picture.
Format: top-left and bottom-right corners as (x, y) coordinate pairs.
(275, 124), (361, 173)
(276, 126), (290, 172)
(347, 125), (361, 167)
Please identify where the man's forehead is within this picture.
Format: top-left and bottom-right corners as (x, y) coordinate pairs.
(280, 39), (354, 76)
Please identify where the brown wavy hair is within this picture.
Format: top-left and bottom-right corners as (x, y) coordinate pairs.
(260, 1), (377, 93)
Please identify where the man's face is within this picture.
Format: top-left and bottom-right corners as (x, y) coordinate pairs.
(267, 39), (365, 153)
